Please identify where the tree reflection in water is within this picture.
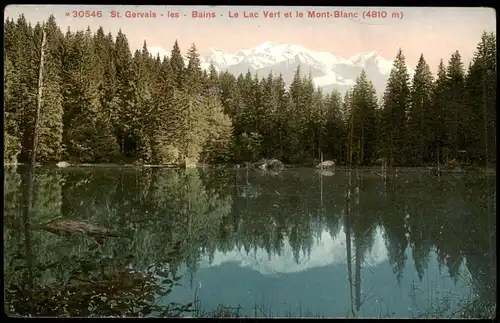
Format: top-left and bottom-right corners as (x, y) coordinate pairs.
(3, 166), (496, 318)
(5, 249), (193, 317)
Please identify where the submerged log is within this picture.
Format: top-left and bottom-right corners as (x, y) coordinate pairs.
(44, 220), (119, 241)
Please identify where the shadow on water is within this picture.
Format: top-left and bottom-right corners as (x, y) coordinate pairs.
(3, 166), (496, 318)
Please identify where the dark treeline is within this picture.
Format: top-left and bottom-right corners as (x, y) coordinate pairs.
(4, 15), (496, 167)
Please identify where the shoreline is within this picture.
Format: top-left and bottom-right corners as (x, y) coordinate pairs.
(4, 162), (496, 174)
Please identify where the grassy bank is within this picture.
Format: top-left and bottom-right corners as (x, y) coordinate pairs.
(187, 296), (496, 319)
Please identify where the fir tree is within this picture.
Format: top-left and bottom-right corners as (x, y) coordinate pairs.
(407, 54), (435, 165)
(465, 32), (496, 166)
(380, 49), (411, 166)
(35, 16), (65, 163)
(432, 59), (448, 166)
(113, 29), (136, 157)
(444, 51), (466, 162)
(170, 40), (185, 89)
(2, 15), (495, 168)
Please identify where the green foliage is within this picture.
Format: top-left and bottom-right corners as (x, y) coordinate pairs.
(2, 15), (496, 168)
(380, 49), (411, 166)
(406, 54), (435, 165)
(345, 70), (378, 165)
(464, 32), (496, 166)
(35, 17), (65, 162)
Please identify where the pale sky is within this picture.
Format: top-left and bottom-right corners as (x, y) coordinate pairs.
(4, 5), (496, 73)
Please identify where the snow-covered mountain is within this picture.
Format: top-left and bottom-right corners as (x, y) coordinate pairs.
(149, 42), (415, 95)
(196, 225), (388, 276)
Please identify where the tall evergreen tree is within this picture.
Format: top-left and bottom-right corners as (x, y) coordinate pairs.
(94, 29), (120, 150)
(432, 60), (448, 166)
(323, 90), (345, 162)
(4, 55), (21, 162)
(2, 15), (495, 168)
(113, 29), (136, 157)
(348, 71), (379, 165)
(170, 40), (185, 89)
(465, 31), (496, 166)
(407, 54), (435, 165)
(34, 16), (65, 163)
(380, 49), (411, 166)
(11, 15), (38, 161)
(62, 28), (119, 162)
(185, 43), (203, 96)
(444, 51), (466, 162)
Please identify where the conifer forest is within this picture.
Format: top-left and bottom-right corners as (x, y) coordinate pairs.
(3, 15), (497, 168)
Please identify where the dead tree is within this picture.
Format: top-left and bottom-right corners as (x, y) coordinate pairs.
(29, 24), (46, 167)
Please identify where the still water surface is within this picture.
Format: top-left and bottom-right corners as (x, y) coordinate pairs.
(3, 166), (496, 318)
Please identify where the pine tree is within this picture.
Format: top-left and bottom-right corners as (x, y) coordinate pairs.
(207, 64), (219, 91)
(380, 49), (411, 166)
(259, 72), (280, 157)
(200, 95), (233, 163)
(62, 28), (119, 162)
(185, 43), (203, 96)
(272, 74), (289, 159)
(465, 31), (496, 166)
(149, 55), (179, 164)
(4, 55), (22, 162)
(343, 90), (354, 165)
(174, 91), (206, 163)
(113, 29), (136, 157)
(432, 60), (447, 166)
(323, 90), (345, 162)
(407, 54), (435, 165)
(11, 15), (38, 162)
(310, 87), (326, 160)
(350, 71), (378, 165)
(3, 15), (494, 168)
(94, 28), (120, 152)
(218, 71), (241, 120)
(34, 16), (65, 163)
(444, 51), (466, 162)
(170, 40), (185, 89)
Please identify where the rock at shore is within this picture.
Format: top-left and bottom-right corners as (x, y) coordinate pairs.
(56, 161), (70, 168)
(267, 159), (284, 172)
(316, 160), (335, 168)
(184, 157), (198, 168)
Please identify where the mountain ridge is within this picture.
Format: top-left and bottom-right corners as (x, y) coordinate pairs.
(148, 42), (416, 95)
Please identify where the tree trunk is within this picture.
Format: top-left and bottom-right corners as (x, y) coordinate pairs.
(30, 25), (46, 166)
(21, 168), (36, 316)
(345, 171), (355, 317)
(355, 238), (361, 311)
(349, 113), (354, 168)
(360, 127), (364, 165)
(482, 64), (488, 168)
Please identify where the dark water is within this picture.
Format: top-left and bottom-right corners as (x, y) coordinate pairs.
(3, 166), (496, 318)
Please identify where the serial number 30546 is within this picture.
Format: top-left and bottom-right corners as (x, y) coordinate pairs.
(71, 10), (103, 18)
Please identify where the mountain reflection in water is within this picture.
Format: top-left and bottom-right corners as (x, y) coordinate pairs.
(3, 166), (496, 318)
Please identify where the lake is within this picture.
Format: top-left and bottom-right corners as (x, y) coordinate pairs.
(3, 166), (496, 318)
